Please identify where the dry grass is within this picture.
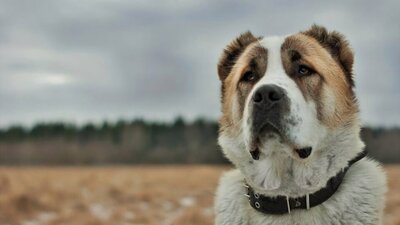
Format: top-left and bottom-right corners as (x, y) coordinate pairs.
(0, 165), (398, 225)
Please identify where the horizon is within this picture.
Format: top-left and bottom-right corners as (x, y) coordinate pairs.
(1, 116), (400, 131)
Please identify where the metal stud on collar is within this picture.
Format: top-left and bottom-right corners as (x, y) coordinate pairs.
(255, 201), (261, 209)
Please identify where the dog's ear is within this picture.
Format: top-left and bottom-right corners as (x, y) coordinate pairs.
(218, 32), (260, 81)
(302, 25), (355, 87)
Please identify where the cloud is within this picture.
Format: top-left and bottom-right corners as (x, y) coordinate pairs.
(0, 0), (399, 127)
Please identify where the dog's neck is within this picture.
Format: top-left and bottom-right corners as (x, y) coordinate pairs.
(240, 123), (365, 198)
(244, 148), (367, 215)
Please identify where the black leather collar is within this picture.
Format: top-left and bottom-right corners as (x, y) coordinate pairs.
(245, 150), (367, 215)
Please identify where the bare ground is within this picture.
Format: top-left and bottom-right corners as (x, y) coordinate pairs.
(0, 165), (398, 225)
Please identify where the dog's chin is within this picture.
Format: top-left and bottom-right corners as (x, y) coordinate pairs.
(249, 126), (314, 161)
(249, 123), (282, 150)
(244, 138), (320, 193)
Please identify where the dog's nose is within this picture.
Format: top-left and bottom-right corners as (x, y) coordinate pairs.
(252, 84), (285, 106)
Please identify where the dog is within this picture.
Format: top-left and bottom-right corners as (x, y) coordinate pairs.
(214, 25), (386, 225)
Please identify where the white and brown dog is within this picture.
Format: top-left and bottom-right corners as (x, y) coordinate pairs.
(215, 25), (386, 225)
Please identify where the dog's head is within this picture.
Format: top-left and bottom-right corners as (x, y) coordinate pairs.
(217, 25), (363, 195)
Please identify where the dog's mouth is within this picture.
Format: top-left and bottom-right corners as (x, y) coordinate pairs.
(249, 123), (313, 160)
(250, 145), (313, 160)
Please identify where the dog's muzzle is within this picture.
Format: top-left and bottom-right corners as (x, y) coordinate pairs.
(248, 84), (290, 160)
(251, 84), (289, 136)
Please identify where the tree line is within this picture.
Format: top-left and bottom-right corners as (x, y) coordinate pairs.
(0, 118), (399, 165)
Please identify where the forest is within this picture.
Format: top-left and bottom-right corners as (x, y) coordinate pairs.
(0, 118), (399, 165)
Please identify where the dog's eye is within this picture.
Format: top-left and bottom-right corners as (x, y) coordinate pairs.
(241, 71), (257, 82)
(297, 65), (315, 77)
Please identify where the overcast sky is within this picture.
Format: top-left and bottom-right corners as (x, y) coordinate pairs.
(0, 0), (399, 128)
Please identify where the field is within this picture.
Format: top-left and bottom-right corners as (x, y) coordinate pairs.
(0, 166), (398, 225)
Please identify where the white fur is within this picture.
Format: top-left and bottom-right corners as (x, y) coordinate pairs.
(216, 35), (387, 225)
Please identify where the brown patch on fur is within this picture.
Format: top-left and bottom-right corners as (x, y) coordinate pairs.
(281, 33), (358, 128)
(236, 46), (268, 116)
(302, 25), (355, 87)
(217, 32), (261, 81)
(219, 42), (267, 133)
